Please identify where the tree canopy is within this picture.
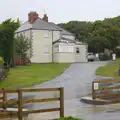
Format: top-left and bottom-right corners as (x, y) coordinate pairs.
(1, 15), (120, 65)
(15, 34), (32, 56)
(58, 16), (120, 54)
(0, 19), (20, 65)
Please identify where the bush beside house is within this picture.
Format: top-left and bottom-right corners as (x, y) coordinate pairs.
(99, 53), (112, 61)
(115, 48), (120, 58)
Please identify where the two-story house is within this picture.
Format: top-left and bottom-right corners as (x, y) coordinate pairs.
(15, 11), (88, 63)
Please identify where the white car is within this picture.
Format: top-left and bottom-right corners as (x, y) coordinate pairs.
(87, 53), (95, 62)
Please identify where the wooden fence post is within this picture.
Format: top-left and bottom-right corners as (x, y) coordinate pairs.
(18, 89), (23, 120)
(92, 81), (95, 99)
(60, 87), (64, 118)
(3, 88), (7, 110)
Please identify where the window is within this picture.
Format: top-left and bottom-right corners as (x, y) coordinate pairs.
(76, 47), (80, 54)
(44, 46), (50, 55)
(59, 46), (74, 53)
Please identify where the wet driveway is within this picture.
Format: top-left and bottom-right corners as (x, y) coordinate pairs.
(28, 61), (117, 120)
(8, 61), (120, 120)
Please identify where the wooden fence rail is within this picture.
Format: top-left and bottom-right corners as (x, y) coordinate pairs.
(0, 87), (64, 120)
(92, 80), (120, 100)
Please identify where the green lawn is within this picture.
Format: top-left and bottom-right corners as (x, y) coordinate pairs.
(96, 59), (120, 78)
(0, 63), (71, 89)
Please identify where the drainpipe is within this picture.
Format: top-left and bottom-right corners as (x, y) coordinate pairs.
(52, 30), (53, 62)
(30, 28), (33, 58)
(12, 33), (16, 67)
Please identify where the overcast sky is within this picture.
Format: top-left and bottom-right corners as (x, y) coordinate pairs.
(0, 0), (120, 23)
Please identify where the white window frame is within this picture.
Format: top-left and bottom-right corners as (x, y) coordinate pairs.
(59, 45), (74, 53)
(44, 46), (50, 55)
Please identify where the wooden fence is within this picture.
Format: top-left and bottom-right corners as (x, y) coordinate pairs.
(0, 87), (64, 120)
(92, 79), (120, 101)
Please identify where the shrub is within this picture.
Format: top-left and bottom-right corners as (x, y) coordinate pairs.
(0, 57), (5, 81)
(58, 116), (81, 120)
(0, 57), (4, 64)
(115, 48), (120, 58)
(99, 53), (112, 61)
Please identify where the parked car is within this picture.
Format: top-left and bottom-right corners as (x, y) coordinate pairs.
(87, 53), (95, 62)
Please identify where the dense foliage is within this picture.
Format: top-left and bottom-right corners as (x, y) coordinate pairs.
(58, 16), (120, 55)
(1, 15), (120, 66)
(0, 57), (4, 64)
(0, 19), (20, 66)
(15, 34), (32, 56)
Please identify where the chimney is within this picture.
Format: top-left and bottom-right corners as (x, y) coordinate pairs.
(42, 14), (48, 22)
(28, 11), (39, 23)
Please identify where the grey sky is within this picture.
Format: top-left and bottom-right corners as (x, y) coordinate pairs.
(0, 0), (120, 24)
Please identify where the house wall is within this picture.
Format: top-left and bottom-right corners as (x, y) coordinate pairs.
(15, 30), (31, 39)
(53, 43), (75, 63)
(31, 29), (52, 63)
(53, 43), (59, 62)
(15, 30), (32, 58)
(53, 53), (59, 62)
(62, 35), (75, 40)
(16, 29), (61, 63)
(53, 42), (88, 63)
(52, 31), (61, 42)
(75, 44), (88, 62)
(58, 52), (75, 63)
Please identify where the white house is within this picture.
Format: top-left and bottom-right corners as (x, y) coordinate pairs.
(15, 11), (88, 63)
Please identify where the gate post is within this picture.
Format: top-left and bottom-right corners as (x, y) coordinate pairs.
(92, 81), (95, 99)
(60, 87), (64, 118)
(18, 89), (23, 120)
(3, 88), (7, 110)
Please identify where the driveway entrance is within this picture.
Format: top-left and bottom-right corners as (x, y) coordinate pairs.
(30, 62), (109, 119)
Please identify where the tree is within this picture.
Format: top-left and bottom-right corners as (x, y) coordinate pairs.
(0, 19), (20, 66)
(58, 16), (120, 54)
(105, 27), (120, 51)
(58, 21), (93, 42)
(15, 34), (32, 58)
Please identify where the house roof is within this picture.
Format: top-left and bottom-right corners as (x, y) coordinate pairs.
(15, 18), (61, 33)
(75, 40), (88, 45)
(53, 37), (88, 45)
(49, 22), (74, 36)
(53, 37), (75, 44)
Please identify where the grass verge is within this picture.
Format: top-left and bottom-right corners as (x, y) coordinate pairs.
(96, 59), (120, 78)
(0, 63), (71, 89)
